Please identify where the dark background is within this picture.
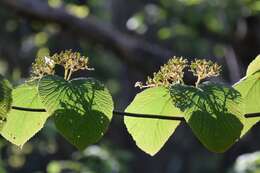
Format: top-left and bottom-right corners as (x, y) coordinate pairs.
(0, 0), (259, 172)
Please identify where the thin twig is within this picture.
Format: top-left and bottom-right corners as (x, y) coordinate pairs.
(11, 106), (260, 120)
(12, 106), (46, 112)
(113, 110), (184, 121)
(244, 113), (260, 118)
(11, 106), (184, 120)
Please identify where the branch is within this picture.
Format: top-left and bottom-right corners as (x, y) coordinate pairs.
(244, 113), (260, 118)
(11, 106), (184, 121)
(114, 110), (184, 120)
(0, 0), (173, 73)
(11, 106), (46, 112)
(11, 106), (260, 121)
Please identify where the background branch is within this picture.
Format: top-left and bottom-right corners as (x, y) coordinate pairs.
(0, 0), (174, 74)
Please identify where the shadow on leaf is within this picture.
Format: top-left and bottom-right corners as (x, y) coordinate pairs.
(170, 82), (243, 152)
(40, 76), (111, 150)
(0, 75), (12, 129)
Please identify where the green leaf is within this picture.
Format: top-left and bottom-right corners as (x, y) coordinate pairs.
(234, 71), (260, 135)
(170, 82), (243, 153)
(246, 54), (260, 76)
(0, 74), (12, 130)
(1, 82), (50, 147)
(124, 87), (183, 156)
(38, 75), (113, 150)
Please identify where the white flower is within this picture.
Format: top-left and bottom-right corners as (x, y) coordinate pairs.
(44, 56), (55, 67)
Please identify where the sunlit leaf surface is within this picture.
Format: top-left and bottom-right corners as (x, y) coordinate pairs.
(246, 54), (260, 76)
(125, 87), (183, 156)
(234, 71), (260, 135)
(1, 82), (49, 147)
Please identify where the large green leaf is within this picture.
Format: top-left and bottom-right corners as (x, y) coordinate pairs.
(234, 71), (260, 135)
(246, 54), (260, 76)
(124, 87), (183, 156)
(1, 82), (50, 147)
(0, 74), (12, 130)
(38, 75), (113, 150)
(170, 82), (243, 153)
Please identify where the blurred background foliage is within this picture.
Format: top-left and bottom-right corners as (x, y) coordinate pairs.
(0, 0), (259, 172)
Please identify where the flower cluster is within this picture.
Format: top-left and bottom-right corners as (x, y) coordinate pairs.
(31, 56), (55, 80)
(52, 50), (94, 80)
(31, 50), (93, 80)
(135, 57), (221, 89)
(135, 57), (188, 88)
(190, 59), (221, 87)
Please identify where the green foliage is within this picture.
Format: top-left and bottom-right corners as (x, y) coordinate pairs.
(38, 75), (113, 150)
(170, 82), (243, 153)
(1, 50), (260, 156)
(1, 82), (50, 147)
(124, 87), (182, 155)
(234, 71), (260, 135)
(232, 54), (260, 135)
(0, 0), (259, 171)
(0, 74), (12, 130)
(0, 51), (115, 151)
